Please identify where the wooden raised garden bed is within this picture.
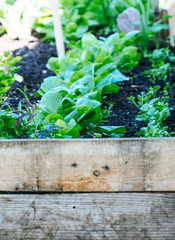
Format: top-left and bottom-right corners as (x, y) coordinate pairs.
(0, 138), (175, 239)
(0, 1), (175, 239)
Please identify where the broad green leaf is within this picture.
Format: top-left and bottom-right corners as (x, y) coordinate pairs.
(82, 32), (98, 48)
(70, 70), (85, 83)
(76, 25), (89, 35)
(81, 48), (95, 62)
(44, 113), (63, 123)
(95, 62), (116, 75)
(111, 69), (129, 83)
(94, 69), (110, 87)
(60, 97), (75, 110)
(55, 119), (81, 138)
(95, 70), (127, 90)
(96, 126), (126, 134)
(121, 46), (139, 58)
(149, 24), (169, 33)
(76, 101), (101, 122)
(41, 86), (69, 98)
(70, 75), (94, 94)
(65, 22), (78, 33)
(41, 76), (69, 93)
(102, 33), (120, 51)
(64, 110), (78, 123)
(40, 89), (63, 113)
(76, 91), (101, 105)
(102, 84), (119, 94)
(124, 30), (140, 39)
(47, 57), (59, 74)
(55, 119), (67, 128)
(81, 111), (102, 128)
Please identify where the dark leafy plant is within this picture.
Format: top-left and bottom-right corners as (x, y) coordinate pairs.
(0, 94), (62, 139)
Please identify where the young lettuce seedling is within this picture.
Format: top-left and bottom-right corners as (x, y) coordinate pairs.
(128, 86), (173, 137)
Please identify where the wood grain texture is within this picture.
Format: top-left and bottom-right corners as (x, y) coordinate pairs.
(0, 139), (175, 192)
(0, 193), (175, 239)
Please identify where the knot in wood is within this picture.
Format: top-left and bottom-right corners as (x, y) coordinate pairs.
(93, 170), (100, 177)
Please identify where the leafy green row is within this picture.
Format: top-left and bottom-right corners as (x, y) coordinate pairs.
(32, 32), (141, 138)
(128, 48), (175, 137)
(143, 48), (175, 85)
(34, 0), (155, 49)
(34, 0), (168, 56)
(34, 0), (120, 47)
(129, 86), (173, 137)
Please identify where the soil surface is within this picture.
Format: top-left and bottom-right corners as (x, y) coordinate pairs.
(0, 34), (57, 107)
(0, 34), (175, 138)
(105, 59), (175, 137)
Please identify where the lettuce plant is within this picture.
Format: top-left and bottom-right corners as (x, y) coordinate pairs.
(33, 32), (140, 138)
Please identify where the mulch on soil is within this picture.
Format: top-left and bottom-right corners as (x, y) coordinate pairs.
(0, 34), (175, 138)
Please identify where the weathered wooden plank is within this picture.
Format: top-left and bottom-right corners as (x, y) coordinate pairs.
(0, 193), (175, 239)
(0, 139), (175, 192)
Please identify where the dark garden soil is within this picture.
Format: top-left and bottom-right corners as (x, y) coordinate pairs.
(105, 64), (175, 137)
(0, 34), (57, 107)
(0, 34), (175, 138)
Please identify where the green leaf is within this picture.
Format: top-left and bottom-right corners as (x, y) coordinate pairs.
(64, 110), (78, 123)
(124, 30), (140, 39)
(102, 33), (120, 51)
(47, 57), (60, 74)
(111, 69), (129, 83)
(95, 62), (116, 75)
(149, 24), (169, 33)
(94, 69), (127, 90)
(94, 69), (110, 88)
(60, 97), (75, 110)
(96, 125), (126, 134)
(65, 22), (78, 33)
(102, 83), (119, 94)
(41, 76), (69, 93)
(81, 48), (96, 62)
(76, 91), (101, 105)
(70, 75), (94, 94)
(80, 111), (102, 128)
(70, 71), (85, 83)
(82, 32), (98, 48)
(40, 89), (63, 113)
(76, 100), (101, 122)
(44, 113), (63, 123)
(55, 119), (81, 138)
(55, 119), (67, 128)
